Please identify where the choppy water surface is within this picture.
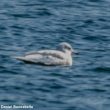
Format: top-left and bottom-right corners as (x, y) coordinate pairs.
(0, 0), (110, 110)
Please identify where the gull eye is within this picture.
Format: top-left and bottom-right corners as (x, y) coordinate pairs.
(68, 47), (72, 50)
(65, 46), (71, 50)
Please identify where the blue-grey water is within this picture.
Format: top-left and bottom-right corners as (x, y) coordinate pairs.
(0, 0), (110, 110)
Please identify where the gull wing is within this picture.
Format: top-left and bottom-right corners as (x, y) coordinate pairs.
(26, 50), (65, 59)
(16, 50), (66, 65)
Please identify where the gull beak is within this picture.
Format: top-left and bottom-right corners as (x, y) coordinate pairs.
(72, 49), (79, 54)
(71, 49), (74, 54)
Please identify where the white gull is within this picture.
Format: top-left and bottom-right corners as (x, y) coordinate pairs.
(15, 42), (74, 66)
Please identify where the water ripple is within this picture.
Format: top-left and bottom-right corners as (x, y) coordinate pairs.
(0, 0), (110, 109)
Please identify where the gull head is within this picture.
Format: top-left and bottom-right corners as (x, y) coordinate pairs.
(58, 42), (73, 54)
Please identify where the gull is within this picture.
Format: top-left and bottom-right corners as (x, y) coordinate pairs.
(15, 42), (74, 66)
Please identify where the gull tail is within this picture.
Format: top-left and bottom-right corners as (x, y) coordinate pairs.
(14, 56), (26, 61)
(14, 56), (36, 64)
